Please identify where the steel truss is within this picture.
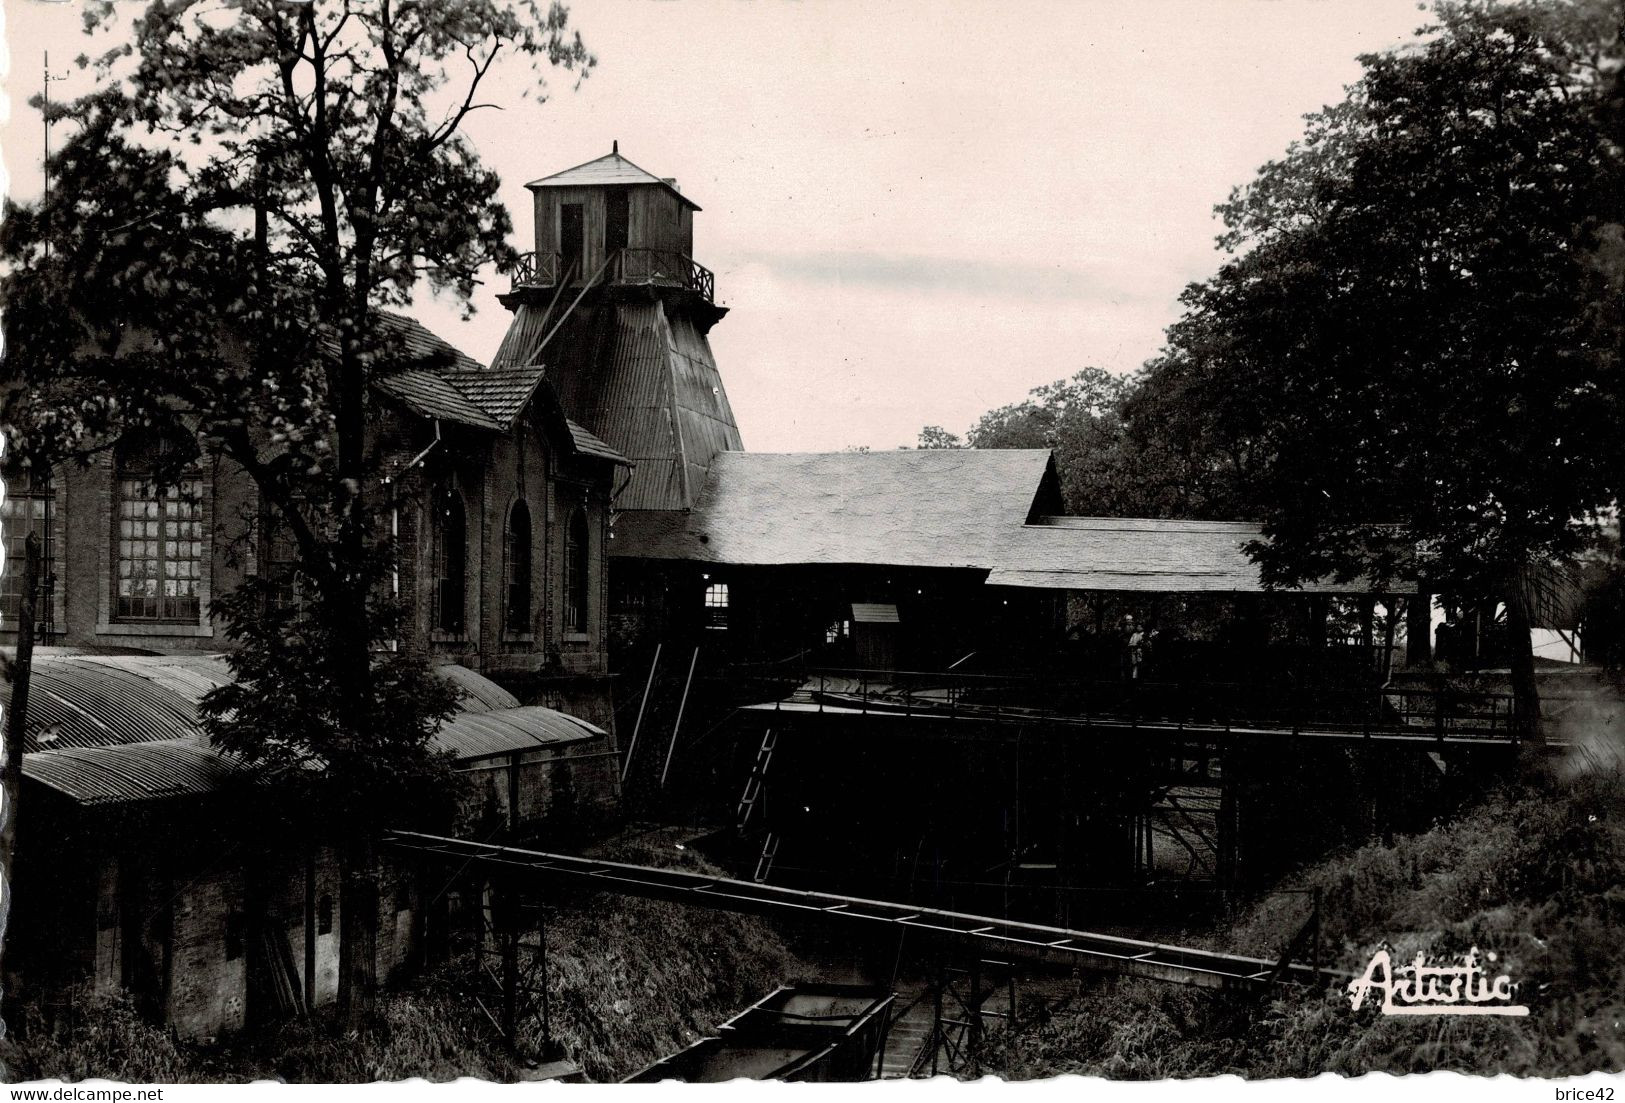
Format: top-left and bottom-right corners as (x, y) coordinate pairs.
(387, 830), (1343, 993)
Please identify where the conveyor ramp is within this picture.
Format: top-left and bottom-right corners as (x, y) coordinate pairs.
(384, 830), (1343, 991)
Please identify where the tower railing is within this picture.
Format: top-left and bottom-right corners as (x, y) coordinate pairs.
(509, 248), (715, 303)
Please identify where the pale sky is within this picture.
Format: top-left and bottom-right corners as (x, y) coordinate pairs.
(0, 0), (1427, 452)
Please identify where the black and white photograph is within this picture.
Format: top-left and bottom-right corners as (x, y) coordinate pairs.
(0, 0), (1623, 1089)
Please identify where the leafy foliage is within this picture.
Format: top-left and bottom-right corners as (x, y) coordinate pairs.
(988, 764), (1625, 1078)
(0, 0), (593, 1023)
(1148, 0), (1625, 598)
(201, 577), (462, 831)
(963, 367), (1164, 516)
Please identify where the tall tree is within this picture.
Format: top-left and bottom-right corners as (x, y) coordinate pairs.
(955, 367), (1186, 517)
(1, 0), (592, 1025)
(1143, 0), (1625, 733)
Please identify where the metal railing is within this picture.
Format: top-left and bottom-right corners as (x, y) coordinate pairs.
(763, 666), (1533, 745)
(509, 248), (716, 303)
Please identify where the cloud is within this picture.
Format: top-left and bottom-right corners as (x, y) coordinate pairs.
(734, 249), (1167, 304)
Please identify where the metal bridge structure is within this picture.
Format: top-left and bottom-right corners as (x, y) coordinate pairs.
(387, 828), (1340, 1069)
(746, 667), (1556, 748)
(715, 665), (1569, 890)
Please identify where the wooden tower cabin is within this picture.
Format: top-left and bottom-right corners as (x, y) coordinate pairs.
(495, 144), (739, 514)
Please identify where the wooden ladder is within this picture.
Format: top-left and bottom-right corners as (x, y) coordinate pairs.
(735, 728), (777, 833)
(752, 832), (781, 884)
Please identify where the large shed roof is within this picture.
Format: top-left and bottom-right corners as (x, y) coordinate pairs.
(611, 449), (1056, 569)
(611, 452), (1385, 594)
(986, 516), (1366, 594)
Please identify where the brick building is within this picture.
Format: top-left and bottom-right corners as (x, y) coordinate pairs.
(2, 310), (630, 1036)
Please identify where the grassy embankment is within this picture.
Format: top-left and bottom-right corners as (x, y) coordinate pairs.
(988, 760), (1625, 1079)
(1, 828), (802, 1083)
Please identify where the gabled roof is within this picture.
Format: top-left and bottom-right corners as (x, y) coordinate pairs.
(525, 150), (701, 211)
(374, 368), (502, 431)
(441, 364), (547, 429)
(366, 317), (631, 466)
(610, 449), (1055, 568)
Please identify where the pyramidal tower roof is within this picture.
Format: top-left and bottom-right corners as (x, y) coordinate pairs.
(524, 146), (701, 210)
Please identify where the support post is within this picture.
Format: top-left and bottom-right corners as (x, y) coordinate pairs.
(1311, 886), (1322, 983)
(304, 846), (317, 1014)
(660, 647), (700, 789)
(0, 534), (42, 1013)
(930, 957), (944, 1077)
(621, 643), (661, 784)
(507, 752), (521, 836)
(1406, 591), (1433, 668)
(969, 957), (983, 1076)
(1216, 751), (1238, 887)
(538, 899), (553, 1053)
(498, 886), (519, 1050)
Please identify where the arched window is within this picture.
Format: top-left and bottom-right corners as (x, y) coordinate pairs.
(262, 504), (306, 615)
(704, 581), (729, 630)
(432, 485), (466, 634)
(114, 434), (203, 623)
(504, 500), (533, 634)
(565, 507), (589, 634)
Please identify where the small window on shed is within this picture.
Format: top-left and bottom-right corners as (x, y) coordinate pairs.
(703, 581), (729, 630)
(318, 895), (334, 936)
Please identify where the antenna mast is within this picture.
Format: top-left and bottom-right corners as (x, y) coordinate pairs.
(43, 51), (68, 199)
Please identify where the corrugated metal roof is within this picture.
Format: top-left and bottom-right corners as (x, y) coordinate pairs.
(22, 739), (258, 806)
(5, 654), (234, 751)
(851, 603), (899, 624)
(431, 706), (606, 761)
(437, 663), (521, 713)
(543, 301), (739, 510)
(9, 659), (602, 801)
(525, 151), (701, 210)
(610, 449), (1054, 569)
(491, 302), (554, 372)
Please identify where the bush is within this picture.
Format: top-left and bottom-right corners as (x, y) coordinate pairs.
(540, 827), (804, 1081)
(2, 988), (194, 1084)
(987, 765), (1625, 1079)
